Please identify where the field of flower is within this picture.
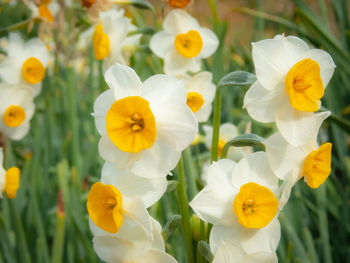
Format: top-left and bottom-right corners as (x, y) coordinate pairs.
(0, 0), (349, 262)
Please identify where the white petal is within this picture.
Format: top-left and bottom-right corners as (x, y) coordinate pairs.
(277, 171), (300, 211)
(240, 218), (281, 254)
(231, 152), (278, 193)
(143, 249), (177, 263)
(141, 74), (186, 107)
(93, 90), (115, 136)
(265, 132), (307, 180)
(101, 162), (167, 207)
(194, 104), (212, 123)
(93, 236), (136, 262)
(7, 33), (24, 56)
(0, 57), (21, 85)
(25, 38), (49, 66)
(299, 49), (335, 88)
(98, 135), (141, 168)
(122, 196), (153, 239)
(219, 123), (239, 142)
(243, 81), (288, 123)
(206, 159), (236, 186)
(186, 71), (216, 103)
(163, 9), (200, 35)
(131, 142), (181, 178)
(276, 106), (330, 147)
(190, 185), (236, 226)
(209, 225), (241, 253)
(198, 28), (219, 58)
(164, 50), (201, 76)
(252, 35), (309, 90)
(104, 63), (142, 99)
(203, 125), (213, 149)
(150, 31), (175, 58)
(212, 243), (243, 263)
(149, 219), (165, 251)
(153, 100), (198, 151)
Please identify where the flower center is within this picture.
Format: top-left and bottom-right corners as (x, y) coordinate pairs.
(174, 30), (203, 58)
(169, 0), (191, 8)
(303, 142), (332, 189)
(233, 182), (278, 229)
(93, 23), (110, 60)
(106, 96), (157, 153)
(4, 167), (20, 199)
(38, 5), (54, 22)
(285, 58), (324, 112)
(22, 57), (46, 84)
(218, 139), (226, 157)
(186, 92), (204, 112)
(3, 105), (26, 128)
(87, 182), (123, 233)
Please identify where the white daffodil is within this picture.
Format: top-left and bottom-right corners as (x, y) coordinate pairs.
(0, 33), (49, 96)
(26, 0), (59, 24)
(87, 181), (152, 235)
(87, 8), (141, 69)
(92, 217), (177, 263)
(190, 154), (281, 255)
(203, 123), (248, 161)
(212, 242), (278, 263)
(265, 124), (332, 209)
(244, 34), (335, 147)
(0, 84), (35, 140)
(180, 71), (215, 123)
(0, 148), (21, 199)
(150, 9), (219, 76)
(93, 63), (197, 178)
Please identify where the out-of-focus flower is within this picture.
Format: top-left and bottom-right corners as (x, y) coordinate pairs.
(87, 181), (152, 234)
(82, 0), (113, 22)
(168, 0), (192, 8)
(180, 71), (215, 123)
(150, 9), (219, 76)
(0, 33), (49, 96)
(93, 63), (197, 178)
(212, 242), (277, 263)
(265, 128), (332, 209)
(83, 8), (141, 69)
(26, 0), (59, 23)
(190, 154), (280, 255)
(203, 123), (248, 161)
(244, 35), (335, 147)
(0, 84), (35, 140)
(92, 217), (177, 263)
(0, 148), (20, 199)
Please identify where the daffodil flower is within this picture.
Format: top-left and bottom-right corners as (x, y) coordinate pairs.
(180, 71), (216, 123)
(244, 35), (335, 147)
(265, 127), (332, 209)
(150, 9), (219, 76)
(27, 0), (59, 23)
(0, 148), (21, 199)
(0, 33), (49, 96)
(203, 123), (248, 161)
(85, 8), (141, 68)
(212, 242), (278, 263)
(92, 217), (177, 263)
(190, 154), (281, 255)
(0, 84), (35, 140)
(87, 181), (152, 235)
(93, 63), (198, 178)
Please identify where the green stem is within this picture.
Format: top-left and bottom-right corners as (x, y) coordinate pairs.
(182, 147), (198, 199)
(176, 156), (195, 263)
(321, 107), (350, 134)
(207, 0), (219, 25)
(221, 134), (266, 159)
(210, 88), (222, 163)
(98, 60), (104, 93)
(0, 19), (32, 35)
(51, 214), (66, 263)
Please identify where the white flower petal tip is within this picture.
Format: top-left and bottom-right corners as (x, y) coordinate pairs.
(150, 10), (218, 75)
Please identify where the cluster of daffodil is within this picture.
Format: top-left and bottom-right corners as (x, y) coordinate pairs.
(0, 31), (50, 200)
(190, 35), (335, 262)
(84, 1), (224, 261)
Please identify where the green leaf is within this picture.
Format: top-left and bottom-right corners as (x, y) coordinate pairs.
(197, 241), (214, 262)
(113, 0), (153, 9)
(221, 134), (266, 158)
(217, 71), (256, 89)
(162, 215), (181, 242)
(166, 180), (178, 193)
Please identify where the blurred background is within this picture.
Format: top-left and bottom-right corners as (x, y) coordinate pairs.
(0, 0), (349, 262)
